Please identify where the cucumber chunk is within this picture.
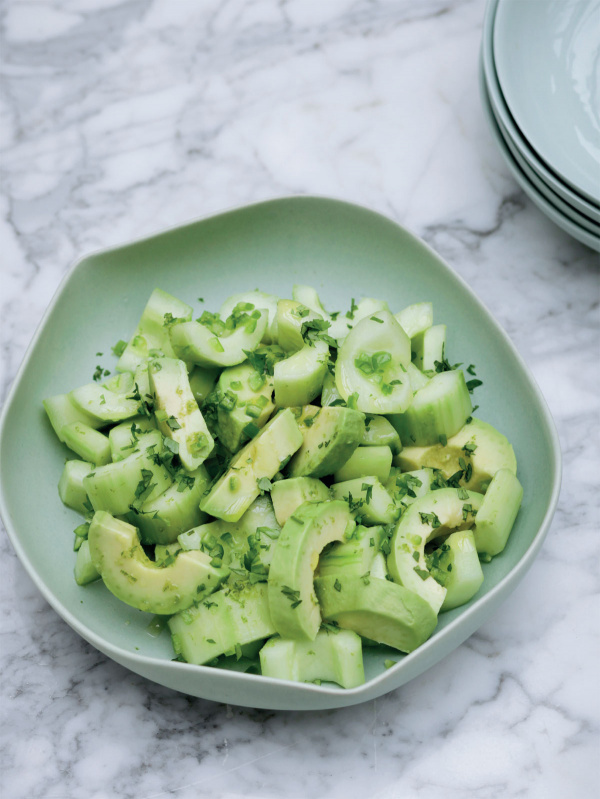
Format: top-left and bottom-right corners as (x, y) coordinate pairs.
(220, 291), (279, 344)
(388, 369), (472, 447)
(412, 325), (446, 372)
(274, 340), (329, 407)
(317, 524), (386, 578)
(426, 529), (484, 611)
(386, 468), (435, 511)
(102, 371), (134, 395)
(58, 460), (93, 515)
(388, 488), (484, 613)
(62, 422), (112, 466)
(395, 302), (433, 339)
(200, 409), (303, 522)
(331, 476), (398, 525)
(473, 469), (523, 556)
(268, 500), (355, 640)
(108, 417), (158, 462)
(259, 629), (365, 688)
(321, 371), (344, 406)
(169, 583), (275, 665)
(276, 299), (323, 352)
(69, 383), (140, 424)
(74, 539), (101, 586)
(315, 574), (437, 653)
(215, 362), (275, 453)
(330, 298), (391, 343)
(335, 311), (412, 414)
(116, 288), (193, 373)
(170, 310), (268, 368)
(333, 446), (393, 484)
(189, 365), (221, 405)
(43, 394), (103, 442)
(270, 477), (331, 527)
(362, 415), (402, 455)
(89, 511), (228, 614)
(286, 405), (365, 478)
(149, 357), (214, 469)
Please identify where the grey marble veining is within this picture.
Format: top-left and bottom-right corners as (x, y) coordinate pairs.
(1, 1), (599, 797)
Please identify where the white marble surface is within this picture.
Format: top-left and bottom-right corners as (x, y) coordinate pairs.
(1, 1), (599, 797)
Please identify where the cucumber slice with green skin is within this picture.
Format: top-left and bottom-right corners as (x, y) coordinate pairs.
(102, 371), (134, 395)
(58, 460), (93, 515)
(43, 394), (104, 441)
(331, 476), (398, 525)
(333, 446), (392, 484)
(83, 444), (172, 515)
(286, 405), (366, 478)
(259, 629), (365, 688)
(473, 469), (523, 556)
(335, 311), (412, 414)
(405, 362), (430, 393)
(62, 422), (112, 466)
(170, 310), (268, 368)
(88, 511), (228, 614)
(412, 325), (446, 373)
(397, 418), (518, 493)
(200, 409), (303, 522)
(386, 468), (435, 510)
(128, 465), (211, 545)
(388, 487), (484, 613)
(292, 285), (330, 320)
(74, 539), (101, 586)
(69, 383), (140, 424)
(317, 524), (386, 578)
(395, 302), (433, 339)
(189, 365), (221, 405)
(271, 477), (331, 527)
(220, 291), (279, 344)
(149, 357), (214, 469)
(362, 415), (401, 455)
(169, 583), (275, 665)
(315, 574), (438, 653)
(321, 371), (344, 406)
(108, 416), (158, 462)
(268, 499), (356, 641)
(215, 362), (275, 453)
(274, 340), (329, 407)
(387, 369), (472, 447)
(116, 288), (193, 374)
(276, 299), (322, 352)
(426, 529), (484, 611)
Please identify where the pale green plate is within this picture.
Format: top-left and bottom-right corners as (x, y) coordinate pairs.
(0, 197), (561, 710)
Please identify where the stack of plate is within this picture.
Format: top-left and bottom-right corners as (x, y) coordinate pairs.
(481, 0), (600, 251)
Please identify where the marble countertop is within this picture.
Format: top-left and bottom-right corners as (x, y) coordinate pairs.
(1, 1), (598, 797)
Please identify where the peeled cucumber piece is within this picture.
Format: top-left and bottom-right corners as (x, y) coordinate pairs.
(276, 299), (324, 352)
(129, 465), (211, 545)
(274, 340), (329, 407)
(169, 583), (275, 665)
(108, 416), (158, 462)
(102, 371), (134, 395)
(270, 477), (331, 527)
(333, 446), (392, 484)
(426, 530), (484, 611)
(220, 290), (279, 344)
(189, 365), (221, 405)
(388, 369), (472, 447)
(473, 469), (523, 556)
(317, 524), (386, 579)
(200, 409), (303, 522)
(62, 422), (112, 466)
(386, 468), (435, 510)
(388, 487), (484, 613)
(149, 357), (214, 469)
(268, 499), (356, 641)
(330, 298), (391, 343)
(170, 309), (268, 368)
(88, 511), (228, 614)
(58, 460), (93, 515)
(83, 444), (172, 515)
(74, 539), (101, 586)
(321, 371), (344, 407)
(117, 288), (193, 373)
(397, 418), (517, 493)
(286, 405), (365, 479)
(215, 362), (275, 453)
(412, 325), (446, 372)
(315, 574), (437, 653)
(69, 382), (140, 424)
(259, 629), (365, 688)
(335, 311), (412, 414)
(362, 415), (401, 455)
(331, 476), (398, 525)
(43, 394), (103, 442)
(292, 285), (330, 320)
(395, 302), (433, 339)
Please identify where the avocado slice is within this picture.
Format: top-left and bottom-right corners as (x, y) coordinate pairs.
(315, 574), (438, 653)
(397, 418), (517, 493)
(286, 405), (366, 478)
(333, 445), (393, 484)
(268, 499), (355, 641)
(270, 477), (331, 526)
(200, 409), (303, 522)
(88, 511), (228, 614)
(259, 629), (365, 688)
(387, 487), (484, 613)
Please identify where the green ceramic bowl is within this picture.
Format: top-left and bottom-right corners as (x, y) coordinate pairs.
(0, 197), (561, 710)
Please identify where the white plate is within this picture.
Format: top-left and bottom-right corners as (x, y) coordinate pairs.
(493, 0), (600, 205)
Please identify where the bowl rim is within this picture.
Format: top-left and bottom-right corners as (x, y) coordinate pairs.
(0, 195), (562, 700)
